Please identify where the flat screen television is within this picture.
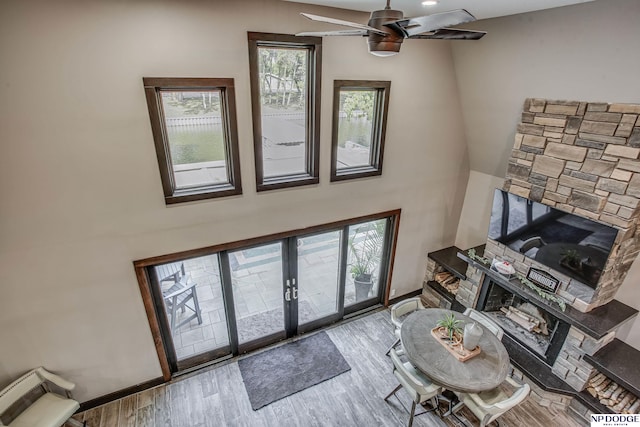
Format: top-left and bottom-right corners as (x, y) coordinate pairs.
(487, 189), (618, 289)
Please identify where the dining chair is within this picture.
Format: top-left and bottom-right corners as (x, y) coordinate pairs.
(386, 297), (425, 355)
(519, 236), (546, 256)
(463, 308), (504, 340)
(453, 376), (530, 427)
(384, 348), (442, 427)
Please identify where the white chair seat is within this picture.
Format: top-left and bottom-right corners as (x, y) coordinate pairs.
(463, 308), (504, 340)
(385, 349), (442, 427)
(454, 376), (530, 427)
(399, 361), (440, 397)
(10, 393), (79, 427)
(387, 297), (425, 355)
(0, 367), (83, 427)
(468, 387), (508, 407)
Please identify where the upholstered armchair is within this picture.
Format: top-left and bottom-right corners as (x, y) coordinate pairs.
(455, 376), (530, 427)
(463, 308), (504, 340)
(384, 348), (442, 427)
(387, 297), (425, 355)
(0, 367), (84, 427)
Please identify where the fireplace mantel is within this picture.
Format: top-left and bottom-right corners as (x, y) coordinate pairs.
(457, 247), (637, 340)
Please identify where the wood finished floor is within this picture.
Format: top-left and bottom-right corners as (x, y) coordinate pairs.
(73, 310), (585, 427)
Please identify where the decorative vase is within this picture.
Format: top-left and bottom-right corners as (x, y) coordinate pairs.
(463, 322), (483, 350)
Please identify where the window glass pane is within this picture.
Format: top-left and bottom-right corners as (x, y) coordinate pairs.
(488, 190), (504, 239)
(257, 47), (308, 178)
(532, 201), (551, 220)
(229, 243), (285, 344)
(297, 231), (341, 324)
(160, 90), (229, 189)
(336, 89), (375, 170)
(345, 219), (387, 306)
(507, 193), (528, 235)
(155, 255), (230, 361)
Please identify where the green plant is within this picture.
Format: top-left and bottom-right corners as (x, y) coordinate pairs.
(466, 249), (567, 312)
(436, 313), (463, 341)
(560, 248), (581, 267)
(348, 221), (385, 282)
(516, 273), (567, 311)
(467, 247), (490, 265)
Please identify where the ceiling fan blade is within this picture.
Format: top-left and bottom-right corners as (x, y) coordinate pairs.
(296, 29), (368, 37)
(386, 9), (476, 37)
(408, 28), (486, 40)
(300, 12), (388, 36)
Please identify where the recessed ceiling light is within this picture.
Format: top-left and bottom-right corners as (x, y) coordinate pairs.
(422, 0), (439, 5)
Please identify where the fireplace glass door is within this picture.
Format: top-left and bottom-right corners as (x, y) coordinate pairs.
(477, 279), (570, 365)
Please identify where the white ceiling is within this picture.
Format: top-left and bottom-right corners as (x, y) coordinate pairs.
(283, 0), (596, 20)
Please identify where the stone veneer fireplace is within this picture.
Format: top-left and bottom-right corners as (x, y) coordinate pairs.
(423, 99), (640, 420)
(493, 98), (640, 312)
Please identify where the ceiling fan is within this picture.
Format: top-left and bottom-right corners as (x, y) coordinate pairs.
(296, 0), (486, 57)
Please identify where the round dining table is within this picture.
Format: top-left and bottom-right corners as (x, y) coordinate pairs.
(400, 308), (510, 394)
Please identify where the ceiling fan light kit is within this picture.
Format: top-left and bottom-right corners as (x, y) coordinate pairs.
(297, 0), (486, 57)
(367, 7), (404, 56)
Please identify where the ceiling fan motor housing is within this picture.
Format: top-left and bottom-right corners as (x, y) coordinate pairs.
(367, 9), (404, 55)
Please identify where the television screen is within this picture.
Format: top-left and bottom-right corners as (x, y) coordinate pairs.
(487, 189), (618, 289)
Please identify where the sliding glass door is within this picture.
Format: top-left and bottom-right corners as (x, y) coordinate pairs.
(229, 242), (288, 353)
(152, 254), (231, 370)
(142, 212), (398, 374)
(296, 230), (342, 331)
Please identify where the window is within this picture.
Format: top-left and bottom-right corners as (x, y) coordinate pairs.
(248, 32), (322, 191)
(143, 78), (242, 204)
(331, 80), (391, 181)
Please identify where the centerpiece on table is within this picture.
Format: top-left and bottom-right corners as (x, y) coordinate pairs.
(431, 313), (482, 362)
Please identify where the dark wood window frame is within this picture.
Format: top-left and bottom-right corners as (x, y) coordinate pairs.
(247, 32), (322, 192)
(133, 209), (401, 380)
(143, 77), (242, 204)
(330, 80), (391, 182)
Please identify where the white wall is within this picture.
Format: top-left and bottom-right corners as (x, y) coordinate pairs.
(0, 0), (469, 399)
(454, 171), (505, 250)
(451, 0), (640, 349)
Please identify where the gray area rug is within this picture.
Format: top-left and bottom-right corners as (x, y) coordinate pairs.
(238, 331), (351, 410)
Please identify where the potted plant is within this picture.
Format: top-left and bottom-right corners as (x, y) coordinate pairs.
(560, 248), (582, 270)
(436, 313), (463, 344)
(348, 221), (384, 301)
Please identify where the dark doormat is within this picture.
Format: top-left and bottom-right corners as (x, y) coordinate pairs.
(238, 331), (351, 410)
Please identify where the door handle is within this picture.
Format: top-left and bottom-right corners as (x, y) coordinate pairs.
(285, 288), (291, 301)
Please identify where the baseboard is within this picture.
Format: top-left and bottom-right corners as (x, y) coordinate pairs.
(387, 289), (422, 306)
(78, 376), (164, 412)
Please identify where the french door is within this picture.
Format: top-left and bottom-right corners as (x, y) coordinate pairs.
(139, 212), (398, 376)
